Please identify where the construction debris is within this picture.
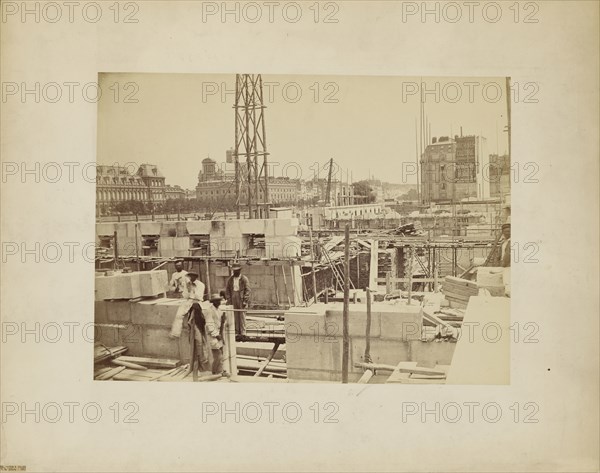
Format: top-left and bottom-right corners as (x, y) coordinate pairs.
(442, 276), (479, 309)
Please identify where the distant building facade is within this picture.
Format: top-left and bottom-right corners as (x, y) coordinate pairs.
(195, 157), (300, 206)
(96, 164), (167, 215)
(488, 154), (511, 198)
(165, 185), (186, 200)
(420, 135), (489, 204)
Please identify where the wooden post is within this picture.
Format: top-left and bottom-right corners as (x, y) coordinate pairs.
(254, 342), (280, 377)
(324, 288), (329, 304)
(342, 224), (350, 384)
(113, 231), (118, 270)
(273, 270), (280, 306)
(385, 271), (392, 295)
(364, 287), (372, 363)
(309, 228), (318, 304)
(134, 224), (140, 272)
(407, 247), (413, 305)
(205, 259), (211, 297)
(281, 265), (292, 307)
(356, 253), (361, 289)
(289, 264), (297, 307)
(225, 307), (237, 376)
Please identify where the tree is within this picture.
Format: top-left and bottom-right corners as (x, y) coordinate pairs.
(352, 180), (376, 203)
(399, 188), (418, 201)
(115, 200), (147, 214)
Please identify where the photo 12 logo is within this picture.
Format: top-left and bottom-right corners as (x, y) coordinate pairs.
(1, 1), (140, 23)
(400, 2), (540, 24)
(201, 1), (340, 23)
(202, 81), (340, 104)
(2, 81), (139, 104)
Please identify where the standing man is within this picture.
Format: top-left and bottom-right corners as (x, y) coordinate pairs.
(205, 293), (226, 376)
(497, 222), (511, 267)
(225, 264), (250, 337)
(167, 260), (188, 298)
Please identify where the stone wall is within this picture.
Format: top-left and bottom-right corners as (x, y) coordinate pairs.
(284, 301), (454, 382)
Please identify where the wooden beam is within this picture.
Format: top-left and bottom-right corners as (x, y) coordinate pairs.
(254, 342), (281, 377)
(309, 228), (318, 304)
(364, 287), (372, 363)
(354, 362), (446, 377)
(357, 369), (374, 384)
(342, 224), (350, 384)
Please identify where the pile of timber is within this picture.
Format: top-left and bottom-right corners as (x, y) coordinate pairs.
(442, 276), (479, 309)
(94, 344), (127, 363)
(245, 315), (285, 341)
(237, 355), (287, 378)
(354, 361), (449, 384)
(390, 223), (424, 237)
(94, 349), (186, 381)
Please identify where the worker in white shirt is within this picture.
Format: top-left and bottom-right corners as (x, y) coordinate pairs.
(167, 260), (188, 298)
(205, 293), (227, 375)
(182, 271), (205, 302)
(169, 271), (206, 338)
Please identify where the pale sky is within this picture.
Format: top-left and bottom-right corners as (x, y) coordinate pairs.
(97, 73), (509, 190)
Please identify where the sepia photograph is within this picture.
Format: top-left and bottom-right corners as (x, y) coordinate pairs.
(94, 73), (512, 384)
(2, 1), (598, 471)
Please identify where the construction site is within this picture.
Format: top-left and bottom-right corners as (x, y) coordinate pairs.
(94, 74), (512, 384)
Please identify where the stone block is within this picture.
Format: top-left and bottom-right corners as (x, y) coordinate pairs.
(95, 272), (140, 300)
(142, 326), (181, 359)
(95, 324), (119, 347)
(379, 303), (422, 341)
(287, 368), (340, 382)
(351, 337), (410, 369)
(263, 219), (276, 237)
(186, 221), (211, 235)
(285, 334), (343, 373)
(240, 219), (266, 235)
(118, 324), (145, 355)
(117, 237), (138, 257)
(138, 270), (168, 296)
(94, 301), (108, 324)
(274, 218), (294, 236)
(96, 222), (115, 237)
(138, 222), (162, 235)
(324, 305), (382, 338)
(408, 340), (456, 367)
(131, 300), (180, 327)
(106, 300), (133, 323)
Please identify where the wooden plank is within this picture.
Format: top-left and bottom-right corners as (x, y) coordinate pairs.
(254, 342), (280, 377)
(94, 345), (127, 363)
(444, 276), (478, 289)
(112, 358), (148, 370)
(376, 277), (437, 283)
(357, 370), (374, 384)
(422, 311), (453, 329)
(117, 356), (180, 369)
(354, 362), (446, 377)
(96, 366), (127, 380)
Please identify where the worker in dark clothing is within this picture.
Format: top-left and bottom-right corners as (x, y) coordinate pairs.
(497, 223), (511, 267)
(225, 264), (250, 336)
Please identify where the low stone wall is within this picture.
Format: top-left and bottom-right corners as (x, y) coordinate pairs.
(95, 299), (188, 360)
(284, 301), (455, 382)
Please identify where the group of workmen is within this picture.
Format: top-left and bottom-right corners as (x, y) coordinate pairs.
(166, 260), (250, 377)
